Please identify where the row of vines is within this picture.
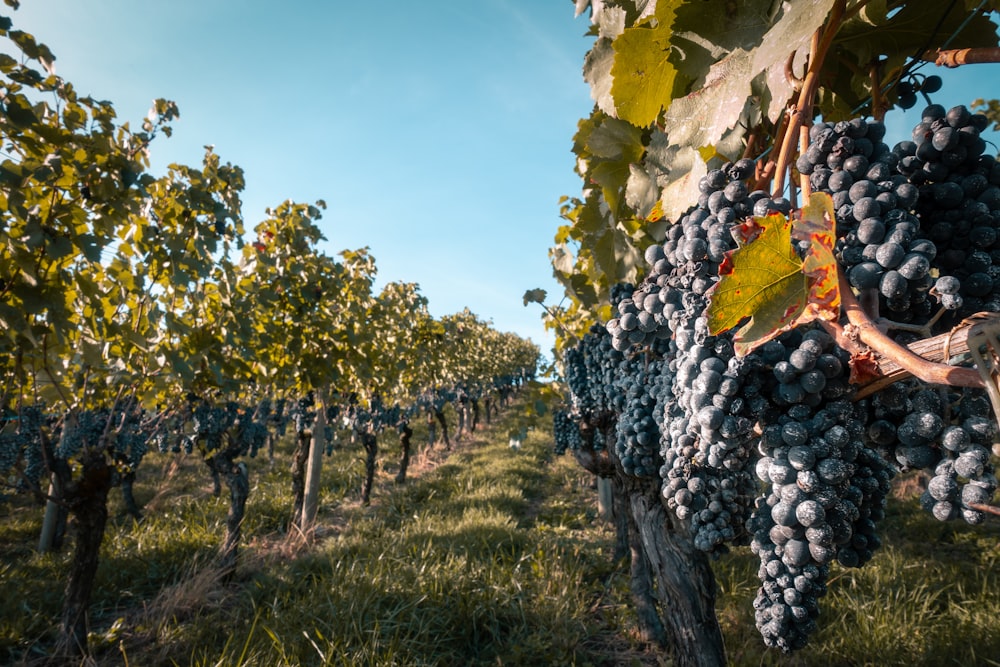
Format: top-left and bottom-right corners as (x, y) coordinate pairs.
(541, 0), (1000, 665)
(0, 4), (539, 660)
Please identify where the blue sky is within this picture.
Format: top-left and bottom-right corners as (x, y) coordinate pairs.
(7, 2), (999, 358)
(10, 1), (595, 354)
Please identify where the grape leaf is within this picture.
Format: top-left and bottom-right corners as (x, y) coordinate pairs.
(609, 1), (682, 126)
(583, 37), (617, 116)
(793, 192), (840, 318)
(706, 193), (840, 356)
(706, 214), (806, 349)
(663, 48), (754, 150)
(849, 350), (881, 385)
(523, 288), (547, 306)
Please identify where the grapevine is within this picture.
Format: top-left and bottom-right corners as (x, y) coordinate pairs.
(551, 2), (1000, 662)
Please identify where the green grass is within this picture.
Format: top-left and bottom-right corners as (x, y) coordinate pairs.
(1, 398), (999, 666)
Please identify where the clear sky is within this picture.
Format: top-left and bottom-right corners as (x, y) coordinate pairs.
(6, 2), (999, 359)
(9, 0), (595, 355)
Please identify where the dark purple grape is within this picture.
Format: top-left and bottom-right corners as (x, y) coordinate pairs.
(920, 75), (942, 94)
(947, 105), (971, 128)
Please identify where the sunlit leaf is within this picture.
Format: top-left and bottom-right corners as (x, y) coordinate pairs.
(707, 196), (841, 356)
(523, 288), (547, 306)
(706, 213), (807, 354)
(609, 0), (682, 126)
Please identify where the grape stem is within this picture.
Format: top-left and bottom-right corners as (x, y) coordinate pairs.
(772, 0), (846, 197)
(967, 502), (1000, 517)
(928, 47), (1000, 67)
(838, 271), (985, 389)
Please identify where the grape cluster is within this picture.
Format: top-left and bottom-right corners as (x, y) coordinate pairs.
(235, 407), (268, 459)
(0, 431), (22, 474)
(607, 159), (784, 352)
(613, 354), (664, 478)
(866, 380), (998, 525)
(20, 407), (45, 488)
(192, 403), (238, 455)
(112, 407), (152, 472)
(799, 106), (1000, 328)
(565, 323), (624, 420)
(562, 101), (1000, 654)
(553, 409), (583, 455)
(155, 413), (186, 454)
(270, 398), (289, 437)
(749, 371), (893, 651)
(53, 410), (94, 460)
(895, 73), (942, 110)
(288, 395), (315, 435)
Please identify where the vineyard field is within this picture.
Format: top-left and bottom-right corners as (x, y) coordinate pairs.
(1, 395), (998, 666)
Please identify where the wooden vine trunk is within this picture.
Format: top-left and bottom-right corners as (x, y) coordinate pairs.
(434, 409), (450, 449)
(120, 471), (143, 520)
(290, 430), (310, 527)
(217, 458), (249, 576)
(626, 479), (727, 667)
(396, 421), (414, 484)
(625, 488), (668, 647)
(57, 450), (113, 658)
(361, 431), (378, 505)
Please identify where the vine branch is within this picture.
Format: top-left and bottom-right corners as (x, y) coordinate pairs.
(928, 46), (1000, 67)
(772, 0), (846, 197)
(838, 272), (985, 391)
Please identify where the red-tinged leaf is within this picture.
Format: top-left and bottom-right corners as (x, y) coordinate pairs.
(706, 194), (844, 356)
(793, 192), (841, 319)
(732, 217), (765, 246)
(718, 253), (734, 276)
(706, 213), (807, 353)
(792, 192), (840, 320)
(849, 350), (881, 385)
(646, 199), (664, 223)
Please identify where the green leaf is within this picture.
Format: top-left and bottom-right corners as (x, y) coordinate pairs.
(706, 213), (807, 354)
(583, 37), (617, 116)
(858, 0), (888, 25)
(589, 160), (631, 213)
(758, 0), (836, 122)
(707, 195), (842, 356)
(610, 1), (682, 126)
(586, 117), (644, 162)
(522, 288), (547, 306)
(625, 162), (660, 220)
(670, 0), (776, 82)
(652, 142), (707, 223)
(663, 48), (755, 149)
(4, 96), (38, 128)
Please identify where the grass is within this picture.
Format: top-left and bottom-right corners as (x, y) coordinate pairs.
(0, 396), (999, 666)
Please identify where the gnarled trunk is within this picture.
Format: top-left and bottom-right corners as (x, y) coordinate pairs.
(434, 409), (450, 450)
(290, 430), (310, 529)
(57, 451), (113, 658)
(611, 475), (629, 561)
(625, 486), (667, 646)
(426, 411), (436, 448)
(456, 403), (466, 439)
(395, 421), (414, 484)
(360, 431), (378, 505)
(217, 458), (249, 576)
(627, 479), (726, 666)
(120, 471), (143, 520)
